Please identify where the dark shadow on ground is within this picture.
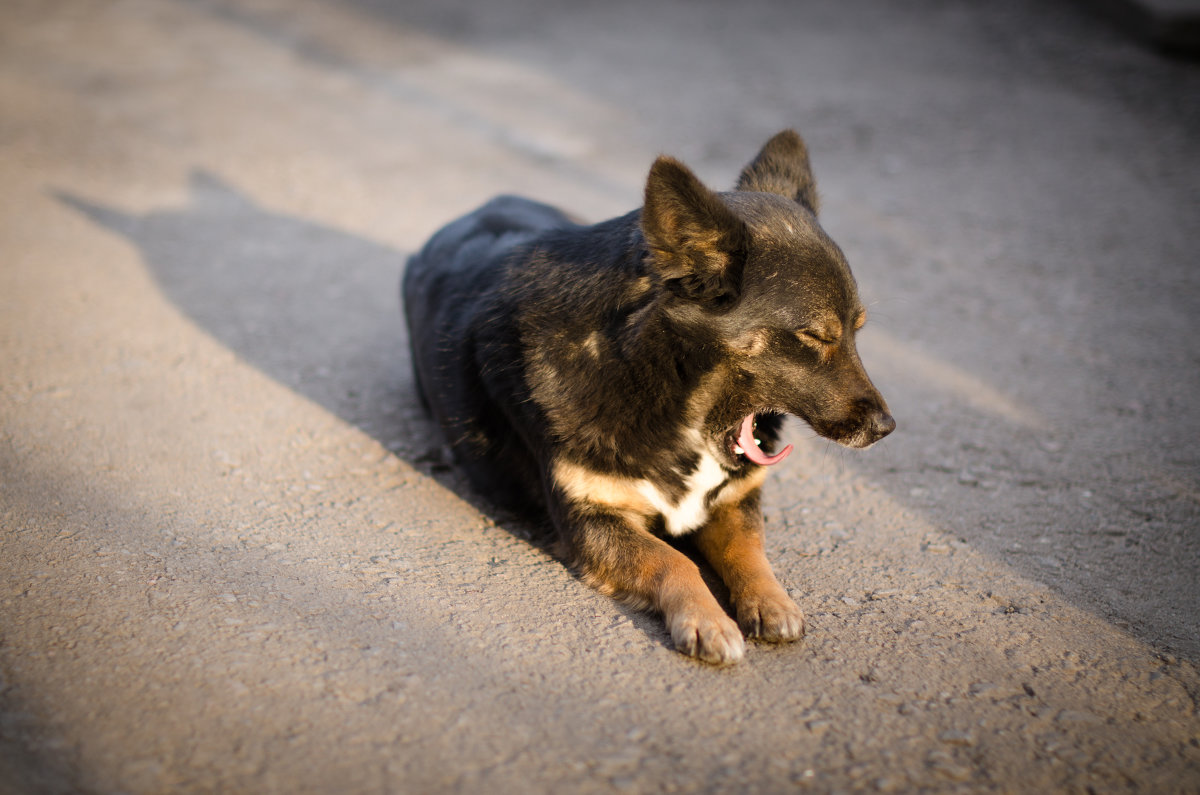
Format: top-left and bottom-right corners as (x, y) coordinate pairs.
(56, 175), (542, 531)
(55, 174), (694, 651)
(59, 173), (420, 455)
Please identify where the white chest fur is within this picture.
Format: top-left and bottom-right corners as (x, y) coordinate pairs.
(636, 449), (728, 536)
(551, 433), (765, 538)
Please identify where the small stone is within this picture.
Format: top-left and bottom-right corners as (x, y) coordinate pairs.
(938, 730), (975, 747)
(931, 761), (972, 782)
(806, 719), (831, 736)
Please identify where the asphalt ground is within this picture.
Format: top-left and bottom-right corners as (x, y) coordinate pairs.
(2, 0), (1199, 792)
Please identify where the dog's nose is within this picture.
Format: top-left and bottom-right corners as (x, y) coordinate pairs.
(873, 413), (892, 439)
(871, 410), (896, 442)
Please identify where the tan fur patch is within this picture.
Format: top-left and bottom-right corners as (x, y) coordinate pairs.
(622, 275), (654, 302)
(717, 466), (768, 506)
(693, 501), (770, 594)
(552, 459), (655, 525)
(581, 331), (602, 358)
(730, 328), (770, 356)
(682, 366), (732, 429)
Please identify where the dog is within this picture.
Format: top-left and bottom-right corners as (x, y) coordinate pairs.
(403, 130), (894, 664)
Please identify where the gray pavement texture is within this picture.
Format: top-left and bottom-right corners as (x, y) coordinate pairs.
(2, 0), (1199, 792)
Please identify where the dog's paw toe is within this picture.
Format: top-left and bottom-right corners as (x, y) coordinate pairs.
(670, 611), (745, 665)
(738, 591), (806, 643)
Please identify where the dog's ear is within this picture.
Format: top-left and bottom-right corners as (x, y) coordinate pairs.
(642, 156), (748, 305)
(735, 129), (820, 214)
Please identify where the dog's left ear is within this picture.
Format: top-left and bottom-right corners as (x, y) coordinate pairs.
(643, 156), (749, 305)
(735, 129), (820, 214)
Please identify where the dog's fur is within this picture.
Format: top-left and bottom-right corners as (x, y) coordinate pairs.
(403, 130), (894, 664)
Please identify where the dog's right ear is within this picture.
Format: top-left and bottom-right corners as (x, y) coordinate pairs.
(642, 156), (748, 305)
(735, 129), (820, 214)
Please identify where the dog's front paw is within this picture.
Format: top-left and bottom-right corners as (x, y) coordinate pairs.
(668, 608), (746, 665)
(736, 587), (806, 642)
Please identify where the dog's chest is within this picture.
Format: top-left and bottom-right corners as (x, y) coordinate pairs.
(551, 434), (760, 538)
(637, 448), (729, 536)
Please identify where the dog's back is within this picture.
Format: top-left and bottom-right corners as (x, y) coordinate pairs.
(404, 195), (573, 332)
(403, 196), (577, 510)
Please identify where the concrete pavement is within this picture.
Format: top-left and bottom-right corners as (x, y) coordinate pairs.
(2, 0), (1199, 791)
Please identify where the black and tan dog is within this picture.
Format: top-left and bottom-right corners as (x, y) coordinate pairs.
(403, 130), (894, 664)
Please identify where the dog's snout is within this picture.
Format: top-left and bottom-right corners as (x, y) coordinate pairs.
(811, 393), (896, 449)
(846, 394), (894, 447)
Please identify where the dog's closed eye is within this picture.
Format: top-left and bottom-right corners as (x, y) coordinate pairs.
(796, 328), (837, 346)
(798, 310), (866, 345)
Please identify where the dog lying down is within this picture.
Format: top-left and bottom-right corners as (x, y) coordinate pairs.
(403, 130), (894, 664)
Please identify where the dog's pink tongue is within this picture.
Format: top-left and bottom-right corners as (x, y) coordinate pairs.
(737, 414), (793, 466)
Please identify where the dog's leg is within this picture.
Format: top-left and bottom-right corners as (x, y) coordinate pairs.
(565, 508), (746, 665)
(693, 493), (806, 642)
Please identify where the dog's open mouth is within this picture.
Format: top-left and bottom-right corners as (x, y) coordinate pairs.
(730, 414), (793, 467)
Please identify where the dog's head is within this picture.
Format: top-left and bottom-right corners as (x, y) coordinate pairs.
(641, 130), (895, 464)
